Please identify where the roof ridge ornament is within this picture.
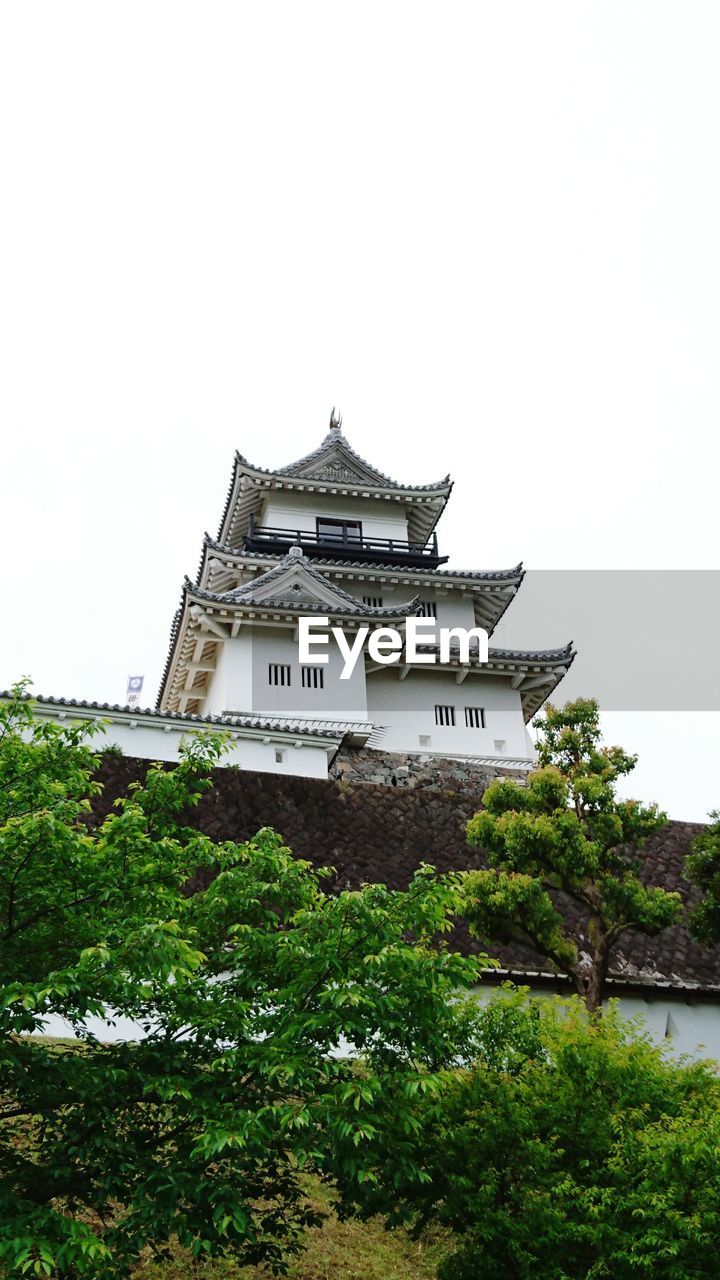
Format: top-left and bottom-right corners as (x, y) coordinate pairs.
(329, 406), (343, 432)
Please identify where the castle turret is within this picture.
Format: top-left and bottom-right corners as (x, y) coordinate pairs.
(157, 413), (573, 767)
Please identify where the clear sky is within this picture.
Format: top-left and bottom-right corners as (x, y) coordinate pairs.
(0, 3), (718, 820)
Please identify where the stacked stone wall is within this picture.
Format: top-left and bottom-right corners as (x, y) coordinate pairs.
(331, 745), (529, 793)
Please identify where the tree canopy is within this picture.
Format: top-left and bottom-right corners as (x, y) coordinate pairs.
(0, 685), (488, 1278)
(685, 811), (720, 945)
(333, 989), (720, 1280)
(462, 698), (680, 1012)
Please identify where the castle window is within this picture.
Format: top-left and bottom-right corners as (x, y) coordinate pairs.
(363, 595), (384, 608)
(268, 663), (291, 687)
(274, 748), (286, 764)
(434, 704), (455, 727)
(301, 665), (325, 690)
(419, 600), (437, 618)
(465, 706), (485, 729)
(316, 517), (363, 544)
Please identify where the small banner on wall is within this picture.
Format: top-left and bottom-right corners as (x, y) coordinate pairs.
(126, 675), (144, 706)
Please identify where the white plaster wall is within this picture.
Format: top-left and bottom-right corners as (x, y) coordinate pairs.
(261, 495), (412, 543)
(317, 578), (478, 632)
(612, 996), (720, 1063)
(33, 708), (332, 779)
(475, 984), (720, 1065)
(219, 626), (369, 721)
(365, 669), (529, 757)
(434, 593), (481, 630)
(38, 991), (720, 1064)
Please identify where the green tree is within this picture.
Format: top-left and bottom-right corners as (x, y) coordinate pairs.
(685, 811), (720, 944)
(333, 990), (720, 1280)
(463, 698), (680, 1013)
(0, 685), (488, 1278)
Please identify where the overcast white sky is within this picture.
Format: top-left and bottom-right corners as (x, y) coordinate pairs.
(1, 3), (718, 820)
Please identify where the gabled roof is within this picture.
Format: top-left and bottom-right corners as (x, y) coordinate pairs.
(188, 548), (421, 619)
(195, 536), (524, 636)
(275, 422), (450, 491)
(217, 420), (453, 549)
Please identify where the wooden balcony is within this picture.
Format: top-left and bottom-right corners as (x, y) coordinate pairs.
(245, 516), (447, 568)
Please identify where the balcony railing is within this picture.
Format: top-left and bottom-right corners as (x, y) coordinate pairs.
(245, 515), (447, 567)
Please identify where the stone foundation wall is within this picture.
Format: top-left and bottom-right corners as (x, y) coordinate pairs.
(91, 755), (713, 992)
(93, 755), (488, 893)
(331, 744), (531, 793)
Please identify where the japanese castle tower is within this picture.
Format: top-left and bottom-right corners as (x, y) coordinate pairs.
(151, 413), (573, 777)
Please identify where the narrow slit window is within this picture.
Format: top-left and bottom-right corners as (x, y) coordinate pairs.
(419, 600), (437, 618)
(301, 665), (325, 690)
(362, 595), (384, 608)
(434, 704), (455, 727)
(465, 706), (485, 729)
(268, 663), (291, 687)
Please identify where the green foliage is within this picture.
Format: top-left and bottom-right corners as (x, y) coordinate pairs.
(463, 698), (679, 1012)
(0, 684), (489, 1278)
(334, 990), (720, 1280)
(685, 811), (720, 944)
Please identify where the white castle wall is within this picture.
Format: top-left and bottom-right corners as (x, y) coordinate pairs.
(37, 994), (720, 1065)
(261, 494), (412, 544)
(365, 669), (532, 758)
(30, 702), (334, 779)
(207, 627), (368, 721)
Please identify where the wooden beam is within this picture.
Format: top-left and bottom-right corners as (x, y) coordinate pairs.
(519, 674), (556, 692)
(197, 614), (230, 639)
(191, 637), (208, 664)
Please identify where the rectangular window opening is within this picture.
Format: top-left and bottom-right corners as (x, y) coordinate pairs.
(301, 665), (325, 690)
(419, 600), (437, 618)
(434, 704), (455, 727)
(316, 517), (363, 544)
(362, 595), (384, 608)
(465, 706), (485, 729)
(268, 663), (291, 687)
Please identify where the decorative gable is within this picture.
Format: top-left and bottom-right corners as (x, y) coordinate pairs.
(225, 550), (368, 612)
(284, 437), (395, 488)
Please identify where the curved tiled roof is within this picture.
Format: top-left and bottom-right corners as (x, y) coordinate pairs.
(185, 574), (422, 619)
(157, 595), (184, 710)
(415, 640), (575, 665)
(216, 422), (454, 552)
(488, 643), (575, 663)
(2, 691), (360, 740)
(272, 424), (451, 491)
